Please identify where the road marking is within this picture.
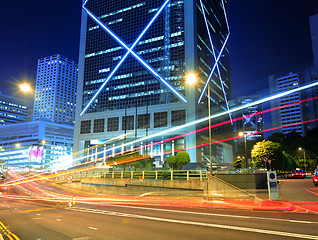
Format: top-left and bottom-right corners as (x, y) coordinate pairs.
(103, 204), (317, 225)
(88, 227), (97, 230)
(306, 190), (318, 196)
(24, 208), (53, 213)
(73, 237), (91, 240)
(0, 220), (20, 240)
(56, 219), (62, 222)
(70, 207), (318, 239)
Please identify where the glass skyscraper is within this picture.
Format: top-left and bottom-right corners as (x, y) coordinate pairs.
(74, 0), (232, 166)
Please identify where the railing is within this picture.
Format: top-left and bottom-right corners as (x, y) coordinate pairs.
(58, 170), (208, 181)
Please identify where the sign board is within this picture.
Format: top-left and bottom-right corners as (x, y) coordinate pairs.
(67, 175), (73, 181)
(267, 171), (279, 200)
(263, 157), (268, 162)
(126, 178), (131, 183)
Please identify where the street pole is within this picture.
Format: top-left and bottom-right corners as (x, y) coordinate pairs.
(208, 85), (212, 174)
(303, 149), (306, 173)
(244, 135), (247, 168)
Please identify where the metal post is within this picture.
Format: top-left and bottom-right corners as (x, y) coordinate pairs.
(150, 141), (153, 158)
(160, 141), (164, 164)
(172, 140), (175, 156)
(208, 88), (212, 174)
(121, 143), (124, 155)
(304, 149), (306, 173)
(103, 145), (106, 165)
(112, 144), (115, 157)
(140, 142), (143, 155)
(155, 171), (158, 180)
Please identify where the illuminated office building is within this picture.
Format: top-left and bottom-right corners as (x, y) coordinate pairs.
(74, 0), (232, 166)
(33, 54), (78, 125)
(0, 92), (29, 125)
(0, 120), (73, 170)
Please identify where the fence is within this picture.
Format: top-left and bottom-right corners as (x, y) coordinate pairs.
(60, 170), (208, 181)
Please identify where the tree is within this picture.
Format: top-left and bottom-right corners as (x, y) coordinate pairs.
(166, 155), (177, 170)
(176, 151), (190, 169)
(166, 151), (191, 170)
(251, 140), (284, 170)
(234, 158), (243, 169)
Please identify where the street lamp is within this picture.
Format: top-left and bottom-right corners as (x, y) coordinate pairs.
(238, 131), (251, 168)
(186, 73), (212, 173)
(298, 147), (306, 173)
(0, 82), (32, 93)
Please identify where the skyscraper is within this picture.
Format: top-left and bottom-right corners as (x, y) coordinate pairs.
(33, 54), (78, 125)
(0, 92), (29, 125)
(74, 0), (232, 166)
(310, 13), (318, 73)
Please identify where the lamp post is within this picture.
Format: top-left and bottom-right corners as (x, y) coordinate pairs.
(298, 147), (306, 173)
(238, 131), (251, 168)
(186, 73), (212, 173)
(41, 140), (46, 169)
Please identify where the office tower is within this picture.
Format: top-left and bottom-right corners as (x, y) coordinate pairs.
(235, 96), (264, 140)
(0, 92), (29, 125)
(74, 0), (232, 166)
(33, 54), (78, 125)
(310, 13), (318, 73)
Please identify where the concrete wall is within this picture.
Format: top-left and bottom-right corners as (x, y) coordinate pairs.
(215, 173), (267, 189)
(54, 174), (259, 200)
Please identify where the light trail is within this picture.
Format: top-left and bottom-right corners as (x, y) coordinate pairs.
(2, 96), (318, 187)
(74, 81), (318, 163)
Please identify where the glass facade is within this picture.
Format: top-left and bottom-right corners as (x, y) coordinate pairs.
(0, 93), (29, 125)
(82, 0), (185, 113)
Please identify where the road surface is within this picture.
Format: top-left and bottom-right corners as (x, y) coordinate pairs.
(0, 197), (318, 240)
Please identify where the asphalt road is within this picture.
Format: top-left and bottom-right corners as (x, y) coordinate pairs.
(279, 177), (318, 201)
(0, 197), (318, 240)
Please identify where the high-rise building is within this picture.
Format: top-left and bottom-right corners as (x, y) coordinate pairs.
(74, 0), (232, 166)
(234, 96), (264, 140)
(33, 54), (78, 125)
(269, 73), (304, 135)
(0, 92), (29, 125)
(269, 66), (318, 136)
(310, 13), (318, 73)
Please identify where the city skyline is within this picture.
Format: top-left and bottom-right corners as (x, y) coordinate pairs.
(1, 1), (318, 99)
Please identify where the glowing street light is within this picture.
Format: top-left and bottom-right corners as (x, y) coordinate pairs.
(185, 73), (197, 85)
(19, 83), (32, 93)
(298, 147), (306, 173)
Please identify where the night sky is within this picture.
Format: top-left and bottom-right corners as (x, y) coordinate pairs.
(1, 0), (318, 101)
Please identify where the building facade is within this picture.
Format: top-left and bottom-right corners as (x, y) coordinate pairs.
(0, 92), (29, 125)
(74, 0), (232, 167)
(269, 67), (318, 136)
(33, 54), (78, 125)
(0, 120), (74, 171)
(234, 96), (264, 140)
(310, 13), (318, 73)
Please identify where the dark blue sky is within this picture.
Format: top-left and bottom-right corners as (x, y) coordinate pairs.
(0, 0), (317, 100)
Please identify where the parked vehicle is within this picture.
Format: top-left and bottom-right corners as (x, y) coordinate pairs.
(313, 170), (318, 186)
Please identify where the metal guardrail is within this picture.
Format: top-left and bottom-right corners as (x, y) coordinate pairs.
(58, 170), (208, 181)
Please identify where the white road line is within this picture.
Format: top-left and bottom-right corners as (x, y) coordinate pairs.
(69, 207), (318, 240)
(56, 219), (62, 222)
(102, 203), (317, 225)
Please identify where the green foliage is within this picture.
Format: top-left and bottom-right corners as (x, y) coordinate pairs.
(176, 151), (190, 167)
(234, 158), (243, 169)
(166, 151), (191, 170)
(166, 155), (177, 170)
(251, 140), (284, 170)
(282, 151), (295, 171)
